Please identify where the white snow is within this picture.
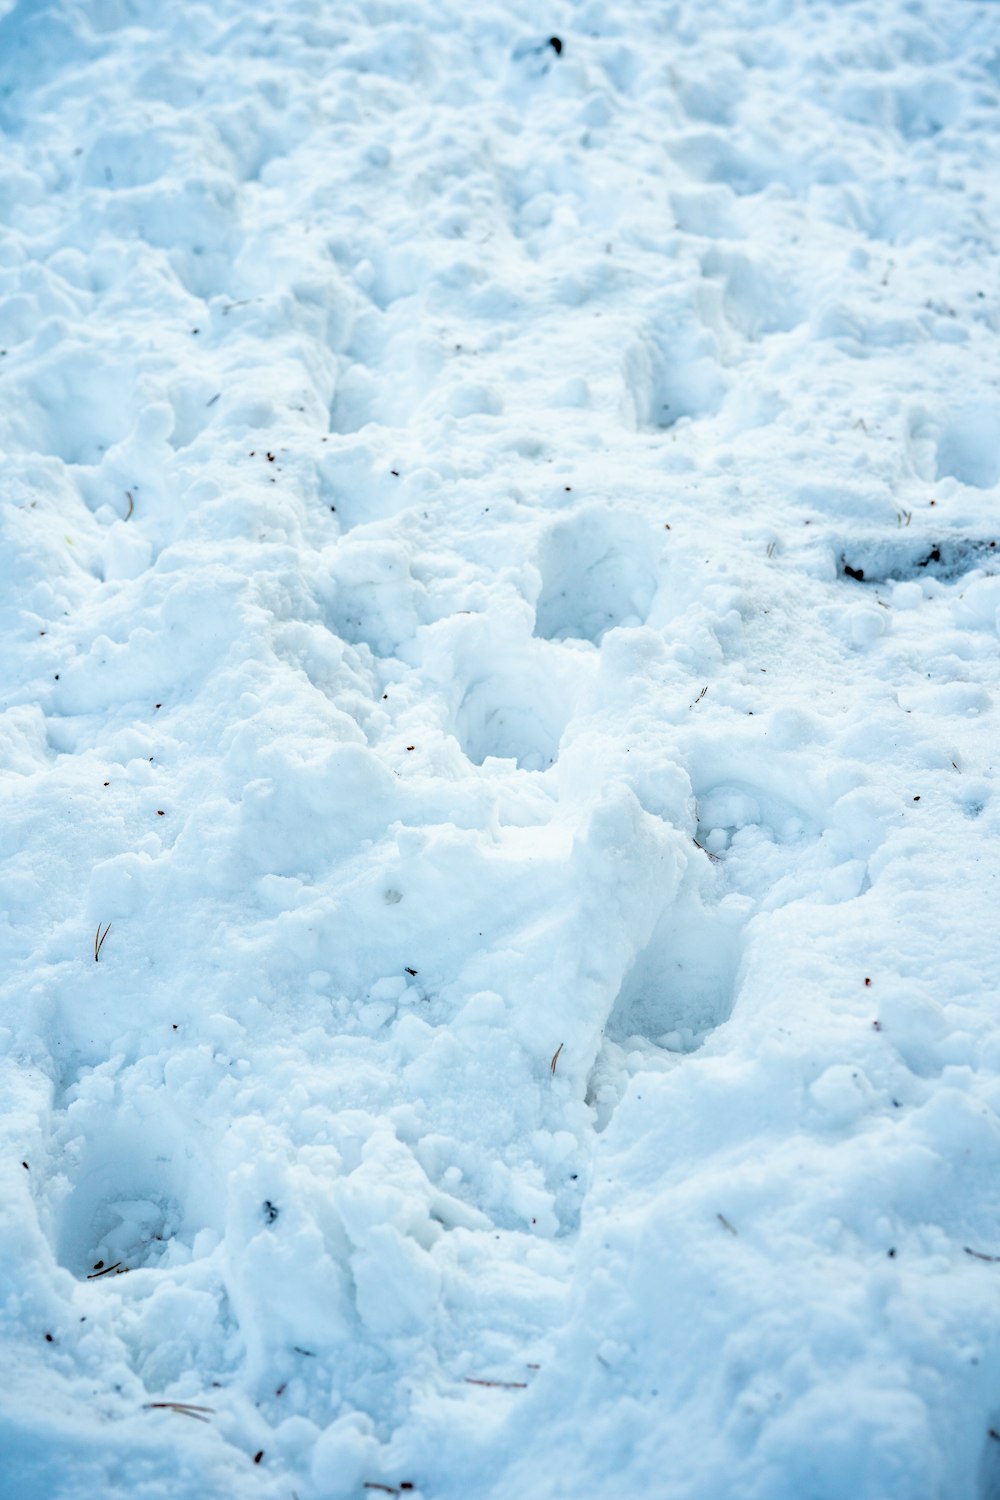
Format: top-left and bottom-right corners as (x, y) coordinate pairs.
(2, 0), (1000, 1496)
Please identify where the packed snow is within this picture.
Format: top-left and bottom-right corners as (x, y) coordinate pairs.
(2, 0), (1000, 1495)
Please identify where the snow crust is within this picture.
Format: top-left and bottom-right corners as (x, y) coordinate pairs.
(2, 0), (1000, 1495)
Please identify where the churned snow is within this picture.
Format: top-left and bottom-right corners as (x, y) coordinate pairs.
(2, 0), (1000, 1496)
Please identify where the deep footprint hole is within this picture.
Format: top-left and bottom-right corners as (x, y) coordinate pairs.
(56, 1153), (183, 1278)
(49, 1108), (214, 1280)
(533, 508), (659, 644)
(455, 670), (572, 770)
(605, 894), (743, 1053)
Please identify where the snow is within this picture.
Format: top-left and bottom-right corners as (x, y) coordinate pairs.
(1, 0), (1000, 1495)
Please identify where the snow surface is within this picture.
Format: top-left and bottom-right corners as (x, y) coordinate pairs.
(2, 0), (1000, 1495)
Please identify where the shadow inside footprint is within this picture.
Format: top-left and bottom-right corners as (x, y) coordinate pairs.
(935, 403), (1000, 490)
(58, 1159), (178, 1278)
(606, 891), (742, 1052)
(50, 1106), (211, 1279)
(456, 668), (571, 770)
(534, 508), (659, 644)
(621, 290), (727, 430)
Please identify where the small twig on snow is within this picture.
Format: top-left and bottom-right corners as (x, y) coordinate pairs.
(86, 1261), (127, 1279)
(143, 1402), (214, 1422)
(465, 1376), (528, 1389)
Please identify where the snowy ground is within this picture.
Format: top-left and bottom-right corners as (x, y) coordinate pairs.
(2, 0), (1000, 1495)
